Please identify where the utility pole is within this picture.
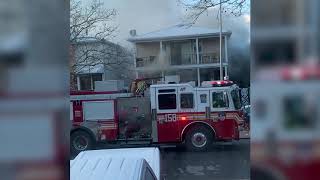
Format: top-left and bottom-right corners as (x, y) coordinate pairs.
(219, 0), (223, 80)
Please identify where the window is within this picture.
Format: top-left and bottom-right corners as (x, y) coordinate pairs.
(149, 56), (156, 63)
(231, 89), (242, 110)
(158, 94), (177, 110)
(92, 74), (102, 89)
(283, 95), (317, 130)
(212, 91), (229, 108)
(200, 94), (207, 103)
(144, 168), (156, 180)
(78, 73), (103, 90)
(79, 74), (91, 90)
(158, 89), (175, 93)
(180, 93), (194, 109)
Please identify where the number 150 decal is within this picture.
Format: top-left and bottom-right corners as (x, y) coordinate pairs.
(165, 114), (177, 122)
(158, 114), (177, 124)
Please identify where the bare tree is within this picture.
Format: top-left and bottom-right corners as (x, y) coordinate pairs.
(70, 0), (117, 42)
(70, 38), (134, 90)
(178, 0), (248, 23)
(70, 0), (134, 90)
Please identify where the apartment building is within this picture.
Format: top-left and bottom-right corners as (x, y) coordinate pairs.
(128, 24), (232, 86)
(71, 37), (134, 90)
(252, 0), (320, 71)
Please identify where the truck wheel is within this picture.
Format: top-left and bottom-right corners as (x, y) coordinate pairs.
(251, 168), (278, 180)
(71, 130), (94, 155)
(185, 126), (213, 152)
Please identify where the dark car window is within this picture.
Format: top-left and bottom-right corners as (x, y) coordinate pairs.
(144, 167), (156, 180)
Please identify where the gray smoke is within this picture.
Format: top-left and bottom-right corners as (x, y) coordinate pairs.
(98, 0), (250, 49)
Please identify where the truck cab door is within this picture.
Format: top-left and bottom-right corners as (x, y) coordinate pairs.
(210, 90), (230, 114)
(196, 90), (210, 119)
(210, 89), (236, 139)
(155, 87), (180, 143)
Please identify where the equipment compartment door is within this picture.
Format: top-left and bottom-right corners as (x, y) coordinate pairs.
(117, 97), (152, 139)
(82, 100), (118, 140)
(156, 87), (180, 142)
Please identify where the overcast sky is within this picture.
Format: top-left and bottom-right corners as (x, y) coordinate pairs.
(85, 0), (250, 49)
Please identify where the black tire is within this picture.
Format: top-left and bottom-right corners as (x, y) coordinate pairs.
(251, 168), (278, 180)
(185, 126), (214, 152)
(71, 130), (94, 155)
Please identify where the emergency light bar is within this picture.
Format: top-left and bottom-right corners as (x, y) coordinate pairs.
(201, 80), (234, 87)
(255, 64), (320, 81)
(281, 65), (320, 80)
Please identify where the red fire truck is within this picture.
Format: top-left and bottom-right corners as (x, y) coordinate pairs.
(251, 65), (320, 180)
(70, 80), (244, 154)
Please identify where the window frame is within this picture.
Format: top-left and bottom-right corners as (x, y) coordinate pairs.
(180, 93), (194, 109)
(78, 73), (103, 91)
(158, 93), (177, 110)
(211, 91), (229, 109)
(282, 95), (317, 130)
(200, 94), (207, 103)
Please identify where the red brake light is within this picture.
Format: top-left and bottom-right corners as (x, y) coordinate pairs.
(181, 116), (187, 121)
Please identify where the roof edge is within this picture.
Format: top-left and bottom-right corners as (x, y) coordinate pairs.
(127, 31), (232, 43)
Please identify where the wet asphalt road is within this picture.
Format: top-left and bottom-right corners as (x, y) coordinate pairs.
(160, 139), (250, 180)
(71, 139), (250, 180)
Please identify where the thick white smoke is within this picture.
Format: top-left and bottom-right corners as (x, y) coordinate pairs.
(99, 0), (250, 48)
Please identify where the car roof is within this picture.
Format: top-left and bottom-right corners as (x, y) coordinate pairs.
(71, 147), (160, 180)
(71, 156), (145, 180)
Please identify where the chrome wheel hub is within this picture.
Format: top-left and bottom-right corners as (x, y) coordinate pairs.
(73, 136), (88, 151)
(191, 132), (207, 148)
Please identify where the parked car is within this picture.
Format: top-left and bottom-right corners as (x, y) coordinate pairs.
(70, 147), (160, 180)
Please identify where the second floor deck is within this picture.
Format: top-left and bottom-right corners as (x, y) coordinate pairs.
(136, 52), (226, 68)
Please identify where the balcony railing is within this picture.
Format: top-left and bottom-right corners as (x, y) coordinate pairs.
(136, 53), (225, 67)
(170, 53), (197, 65)
(199, 53), (220, 64)
(136, 56), (156, 67)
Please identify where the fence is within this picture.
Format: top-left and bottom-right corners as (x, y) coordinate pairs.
(240, 88), (250, 106)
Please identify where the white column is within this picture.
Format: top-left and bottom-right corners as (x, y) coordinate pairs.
(90, 75), (94, 90)
(133, 43), (138, 79)
(77, 76), (81, 90)
(196, 38), (200, 86)
(160, 41), (163, 62)
(196, 38), (200, 64)
(224, 36), (228, 77)
(160, 41), (164, 80)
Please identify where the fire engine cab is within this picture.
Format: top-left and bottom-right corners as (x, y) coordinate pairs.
(70, 80), (244, 154)
(251, 65), (320, 180)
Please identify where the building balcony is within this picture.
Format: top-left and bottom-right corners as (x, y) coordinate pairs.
(135, 53), (225, 68)
(199, 53), (221, 64)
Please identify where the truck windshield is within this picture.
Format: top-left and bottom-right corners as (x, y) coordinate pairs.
(231, 89), (241, 110)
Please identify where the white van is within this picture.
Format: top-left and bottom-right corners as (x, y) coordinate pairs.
(70, 147), (160, 180)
